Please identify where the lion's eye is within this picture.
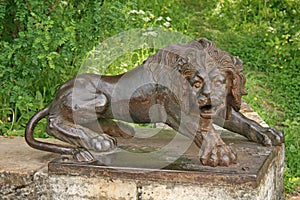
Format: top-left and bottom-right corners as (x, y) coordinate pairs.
(214, 80), (223, 87)
(213, 75), (226, 87)
(193, 81), (203, 89)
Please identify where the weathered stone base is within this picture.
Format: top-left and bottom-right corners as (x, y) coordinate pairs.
(0, 128), (285, 200)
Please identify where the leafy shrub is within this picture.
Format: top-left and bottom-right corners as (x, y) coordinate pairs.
(0, 0), (126, 135)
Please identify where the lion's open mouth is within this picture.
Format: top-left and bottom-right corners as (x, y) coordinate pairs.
(200, 104), (222, 118)
(200, 105), (214, 118)
(200, 105), (212, 113)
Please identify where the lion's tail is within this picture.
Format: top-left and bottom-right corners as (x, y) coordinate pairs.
(25, 106), (77, 155)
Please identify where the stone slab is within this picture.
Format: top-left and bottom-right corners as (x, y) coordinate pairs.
(0, 136), (58, 199)
(48, 128), (285, 200)
(49, 129), (273, 187)
(0, 137), (57, 173)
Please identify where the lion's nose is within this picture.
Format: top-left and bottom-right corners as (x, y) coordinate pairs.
(202, 84), (211, 97)
(197, 83), (212, 106)
(198, 96), (211, 108)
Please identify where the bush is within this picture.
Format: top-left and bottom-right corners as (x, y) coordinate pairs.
(0, 0), (128, 135)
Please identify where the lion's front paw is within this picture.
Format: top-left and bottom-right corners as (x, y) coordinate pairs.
(88, 134), (117, 152)
(199, 131), (237, 167)
(74, 149), (94, 162)
(260, 127), (284, 146)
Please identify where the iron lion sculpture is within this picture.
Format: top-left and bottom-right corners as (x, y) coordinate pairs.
(25, 38), (284, 167)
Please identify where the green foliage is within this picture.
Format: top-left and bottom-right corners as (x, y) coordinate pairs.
(0, 0), (126, 136)
(0, 0), (299, 193)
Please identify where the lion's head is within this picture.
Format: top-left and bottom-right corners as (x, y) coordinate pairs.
(196, 38), (248, 119)
(142, 38), (247, 119)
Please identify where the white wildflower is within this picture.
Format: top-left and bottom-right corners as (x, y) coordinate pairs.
(149, 13), (154, 18)
(163, 21), (171, 28)
(142, 17), (151, 22)
(268, 26), (275, 33)
(138, 10), (145, 15)
(127, 10), (138, 14)
(166, 17), (172, 21)
(157, 16), (163, 21)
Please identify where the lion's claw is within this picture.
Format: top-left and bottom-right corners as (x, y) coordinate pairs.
(195, 125), (237, 167)
(198, 128), (237, 167)
(73, 134), (117, 162)
(261, 126), (284, 146)
(200, 143), (237, 167)
(74, 149), (94, 162)
(86, 134), (117, 152)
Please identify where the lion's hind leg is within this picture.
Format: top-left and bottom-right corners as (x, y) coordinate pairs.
(46, 116), (117, 161)
(96, 119), (135, 138)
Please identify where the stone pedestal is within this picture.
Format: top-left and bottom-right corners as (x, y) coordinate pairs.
(0, 127), (285, 200)
(0, 137), (57, 199)
(47, 128), (285, 200)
